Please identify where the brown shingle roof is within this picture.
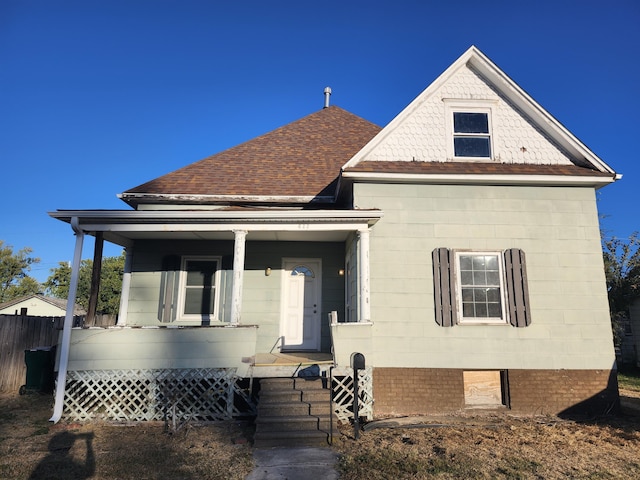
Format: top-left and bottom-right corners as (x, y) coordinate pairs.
(123, 105), (613, 208)
(123, 106), (381, 202)
(344, 161), (613, 177)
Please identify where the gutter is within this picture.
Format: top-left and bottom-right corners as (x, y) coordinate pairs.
(341, 171), (618, 188)
(117, 192), (335, 208)
(50, 218), (84, 423)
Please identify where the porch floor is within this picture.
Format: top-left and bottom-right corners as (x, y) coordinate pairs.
(253, 352), (334, 367)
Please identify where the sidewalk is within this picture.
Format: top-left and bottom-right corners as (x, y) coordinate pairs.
(246, 446), (339, 480)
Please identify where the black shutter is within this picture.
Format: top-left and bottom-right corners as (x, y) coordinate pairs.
(432, 248), (456, 327)
(158, 255), (180, 323)
(503, 248), (531, 327)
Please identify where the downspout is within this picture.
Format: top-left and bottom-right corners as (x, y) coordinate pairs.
(50, 218), (85, 423)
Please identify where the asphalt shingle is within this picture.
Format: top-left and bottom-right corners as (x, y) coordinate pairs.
(123, 106), (381, 201)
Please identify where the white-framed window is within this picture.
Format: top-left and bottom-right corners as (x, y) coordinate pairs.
(444, 100), (495, 160)
(453, 112), (491, 158)
(454, 251), (507, 325)
(177, 256), (221, 321)
(432, 248), (530, 328)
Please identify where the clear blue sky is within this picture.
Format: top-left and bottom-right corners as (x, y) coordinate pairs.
(1, 0), (638, 283)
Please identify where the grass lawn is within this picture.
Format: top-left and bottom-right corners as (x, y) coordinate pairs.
(618, 366), (640, 392)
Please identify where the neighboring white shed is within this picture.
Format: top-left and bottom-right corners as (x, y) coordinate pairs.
(0, 294), (86, 317)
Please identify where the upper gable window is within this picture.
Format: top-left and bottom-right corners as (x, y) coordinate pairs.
(453, 112), (491, 158)
(444, 99), (496, 161)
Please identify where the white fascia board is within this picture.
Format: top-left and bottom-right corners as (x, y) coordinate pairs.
(342, 171), (616, 188)
(76, 222), (373, 233)
(48, 210), (384, 235)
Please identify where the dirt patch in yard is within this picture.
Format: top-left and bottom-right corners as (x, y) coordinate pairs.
(334, 389), (640, 479)
(0, 393), (254, 480)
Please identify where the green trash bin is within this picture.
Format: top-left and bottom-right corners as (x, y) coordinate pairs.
(19, 346), (56, 395)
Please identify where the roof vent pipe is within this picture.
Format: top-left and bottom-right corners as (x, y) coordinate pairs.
(323, 86), (332, 108)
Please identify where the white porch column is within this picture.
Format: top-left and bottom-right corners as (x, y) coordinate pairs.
(50, 219), (84, 423)
(230, 229), (247, 325)
(116, 248), (133, 326)
(358, 228), (371, 323)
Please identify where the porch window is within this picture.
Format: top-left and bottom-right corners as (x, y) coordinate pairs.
(432, 248), (530, 327)
(178, 256), (221, 321)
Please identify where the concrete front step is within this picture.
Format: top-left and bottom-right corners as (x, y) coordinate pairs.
(255, 414), (334, 432)
(253, 429), (331, 448)
(253, 377), (335, 448)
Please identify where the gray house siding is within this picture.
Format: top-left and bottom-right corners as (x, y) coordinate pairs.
(351, 181), (614, 370)
(126, 239), (345, 353)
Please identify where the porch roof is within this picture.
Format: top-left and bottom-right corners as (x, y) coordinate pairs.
(48, 208), (384, 247)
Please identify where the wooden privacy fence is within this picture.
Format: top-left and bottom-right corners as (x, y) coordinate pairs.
(0, 314), (116, 393)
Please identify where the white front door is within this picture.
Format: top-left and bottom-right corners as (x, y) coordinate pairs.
(281, 258), (321, 351)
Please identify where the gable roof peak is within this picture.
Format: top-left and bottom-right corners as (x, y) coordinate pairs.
(343, 46), (617, 177)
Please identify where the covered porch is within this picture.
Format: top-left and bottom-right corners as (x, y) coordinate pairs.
(48, 208), (381, 422)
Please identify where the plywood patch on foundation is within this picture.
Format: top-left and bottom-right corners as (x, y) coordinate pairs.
(464, 370), (503, 406)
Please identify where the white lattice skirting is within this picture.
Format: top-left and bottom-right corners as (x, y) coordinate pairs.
(63, 367), (374, 423)
(64, 368), (255, 422)
(332, 367), (374, 422)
